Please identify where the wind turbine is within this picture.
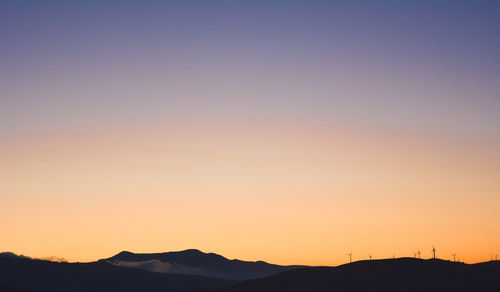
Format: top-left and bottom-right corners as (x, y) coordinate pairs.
(417, 249), (421, 259)
(347, 252), (352, 263)
(431, 245), (436, 259)
(452, 253), (456, 262)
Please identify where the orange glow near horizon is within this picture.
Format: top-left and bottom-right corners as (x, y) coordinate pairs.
(1, 123), (498, 265)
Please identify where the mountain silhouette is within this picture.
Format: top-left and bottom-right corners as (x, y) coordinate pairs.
(222, 258), (500, 292)
(0, 256), (233, 292)
(3, 252), (500, 292)
(101, 249), (306, 280)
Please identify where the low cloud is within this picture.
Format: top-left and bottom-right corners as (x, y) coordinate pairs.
(111, 259), (174, 273)
(109, 259), (201, 275)
(38, 256), (68, 263)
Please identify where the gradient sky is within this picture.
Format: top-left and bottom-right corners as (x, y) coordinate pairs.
(1, 1), (499, 265)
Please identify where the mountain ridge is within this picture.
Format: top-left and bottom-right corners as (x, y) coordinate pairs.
(101, 249), (306, 280)
(0, 256), (233, 292)
(223, 257), (500, 291)
(1, 252), (499, 291)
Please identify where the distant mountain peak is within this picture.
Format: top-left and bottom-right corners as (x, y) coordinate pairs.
(115, 251), (134, 256)
(112, 249), (205, 258)
(177, 249), (204, 255)
(102, 249), (305, 280)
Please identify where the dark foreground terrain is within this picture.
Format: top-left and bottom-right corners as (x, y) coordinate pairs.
(0, 256), (232, 292)
(223, 258), (500, 292)
(1, 252), (499, 292)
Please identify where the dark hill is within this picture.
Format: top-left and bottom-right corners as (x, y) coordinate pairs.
(101, 249), (305, 280)
(0, 257), (233, 292)
(4, 252), (499, 292)
(222, 258), (500, 292)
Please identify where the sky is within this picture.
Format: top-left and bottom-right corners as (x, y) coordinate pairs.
(1, 0), (499, 265)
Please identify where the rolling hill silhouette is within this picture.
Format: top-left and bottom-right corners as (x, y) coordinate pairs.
(222, 258), (500, 292)
(2, 252), (499, 292)
(101, 249), (306, 280)
(0, 255), (233, 292)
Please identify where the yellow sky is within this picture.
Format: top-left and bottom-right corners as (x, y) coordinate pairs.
(1, 123), (498, 265)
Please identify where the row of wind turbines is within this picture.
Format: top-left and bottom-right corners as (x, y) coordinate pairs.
(346, 245), (464, 263)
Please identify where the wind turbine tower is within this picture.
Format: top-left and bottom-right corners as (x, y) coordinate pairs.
(431, 245), (436, 259)
(347, 252), (352, 263)
(452, 253), (456, 262)
(417, 250), (421, 259)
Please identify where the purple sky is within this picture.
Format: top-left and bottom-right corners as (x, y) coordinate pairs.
(1, 1), (499, 137)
